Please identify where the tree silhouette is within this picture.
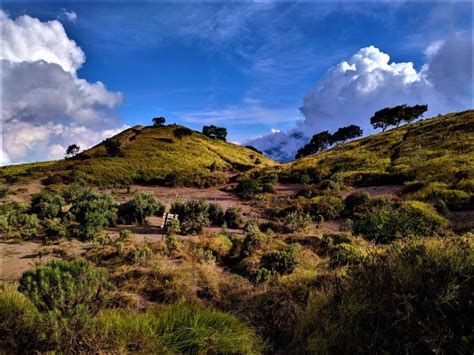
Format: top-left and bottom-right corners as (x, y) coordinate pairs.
(65, 144), (80, 159)
(152, 117), (166, 126)
(330, 125), (363, 144)
(202, 125), (227, 141)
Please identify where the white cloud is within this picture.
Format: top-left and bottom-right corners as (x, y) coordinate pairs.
(58, 9), (77, 23)
(248, 33), (473, 161)
(0, 10), (84, 73)
(0, 11), (125, 164)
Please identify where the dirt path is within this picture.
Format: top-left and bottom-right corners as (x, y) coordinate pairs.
(0, 179), (44, 205)
(0, 238), (91, 281)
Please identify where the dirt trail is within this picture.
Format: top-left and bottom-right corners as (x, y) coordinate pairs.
(341, 185), (403, 198)
(0, 238), (91, 281)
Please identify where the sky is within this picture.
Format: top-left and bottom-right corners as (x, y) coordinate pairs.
(1, 1), (472, 164)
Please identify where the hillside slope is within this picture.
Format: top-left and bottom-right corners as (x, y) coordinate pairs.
(1, 125), (276, 187)
(274, 110), (474, 208)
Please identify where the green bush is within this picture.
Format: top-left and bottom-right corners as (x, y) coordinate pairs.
(0, 284), (39, 350)
(18, 259), (111, 317)
(250, 268), (273, 284)
(70, 191), (117, 239)
(118, 229), (132, 241)
(164, 218), (181, 237)
(353, 201), (449, 243)
(260, 245), (299, 275)
(235, 178), (259, 200)
(283, 211), (313, 232)
(0, 203), (39, 238)
(117, 191), (165, 225)
(224, 207), (244, 228)
(240, 231), (265, 258)
(309, 196), (345, 219)
(170, 199), (209, 234)
(328, 243), (364, 268)
(129, 246), (153, 264)
(344, 191), (370, 215)
(30, 191), (65, 219)
(434, 199), (449, 215)
(307, 238), (474, 354)
(208, 203), (224, 226)
(42, 218), (67, 239)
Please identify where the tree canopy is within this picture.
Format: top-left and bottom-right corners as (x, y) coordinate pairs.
(370, 104), (428, 131)
(202, 125), (227, 141)
(103, 138), (122, 157)
(152, 117), (166, 126)
(173, 127), (193, 139)
(65, 144), (80, 159)
(330, 125), (363, 144)
(295, 131), (331, 159)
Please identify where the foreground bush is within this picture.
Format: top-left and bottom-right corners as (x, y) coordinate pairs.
(306, 238), (474, 354)
(118, 191), (165, 224)
(0, 287), (261, 353)
(18, 259), (111, 317)
(260, 245), (299, 275)
(90, 304), (261, 353)
(308, 196), (345, 219)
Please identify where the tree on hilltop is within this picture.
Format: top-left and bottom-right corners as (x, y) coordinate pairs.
(371, 104), (428, 131)
(65, 144), (80, 159)
(202, 125), (227, 141)
(296, 131), (332, 159)
(152, 117), (166, 126)
(330, 125), (363, 144)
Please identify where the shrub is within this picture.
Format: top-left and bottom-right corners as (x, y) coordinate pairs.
(240, 231), (265, 258)
(344, 191), (370, 215)
(328, 243), (364, 268)
(235, 178), (259, 200)
(262, 182), (275, 193)
(0, 203), (39, 238)
(129, 246), (153, 264)
(0, 284), (39, 350)
(42, 218), (67, 239)
(307, 238), (474, 354)
(70, 191), (117, 239)
(170, 199), (209, 235)
(353, 201), (449, 243)
(31, 191), (65, 219)
(260, 245), (299, 275)
(118, 229), (132, 241)
(18, 259), (111, 317)
(283, 211), (313, 232)
(118, 191), (165, 225)
(224, 207), (244, 228)
(208, 203), (224, 226)
(434, 199), (448, 215)
(164, 218), (180, 237)
(309, 196), (345, 219)
(250, 268), (273, 284)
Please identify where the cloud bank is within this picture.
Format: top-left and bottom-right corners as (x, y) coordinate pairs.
(248, 33), (473, 161)
(1, 10), (125, 165)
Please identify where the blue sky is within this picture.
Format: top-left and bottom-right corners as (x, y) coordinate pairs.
(1, 1), (472, 163)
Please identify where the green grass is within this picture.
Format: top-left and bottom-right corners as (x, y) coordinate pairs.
(0, 125), (275, 187)
(274, 110), (474, 203)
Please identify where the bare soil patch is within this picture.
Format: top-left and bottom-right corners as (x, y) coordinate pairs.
(0, 238), (91, 281)
(0, 179), (44, 205)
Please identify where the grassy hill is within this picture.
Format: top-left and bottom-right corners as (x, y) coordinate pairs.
(271, 110), (474, 208)
(0, 125), (276, 187)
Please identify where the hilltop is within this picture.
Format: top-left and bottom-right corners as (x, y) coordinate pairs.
(263, 110), (474, 209)
(0, 124), (275, 187)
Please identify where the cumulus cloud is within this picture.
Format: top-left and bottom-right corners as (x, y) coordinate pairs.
(248, 33), (473, 161)
(1, 11), (125, 164)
